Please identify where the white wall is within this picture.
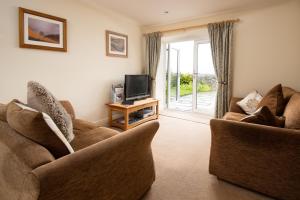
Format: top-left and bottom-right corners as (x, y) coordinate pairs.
(144, 0), (300, 97)
(0, 0), (143, 122)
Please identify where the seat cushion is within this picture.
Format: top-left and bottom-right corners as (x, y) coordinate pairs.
(223, 112), (247, 121)
(27, 81), (74, 142)
(73, 118), (100, 132)
(71, 127), (119, 151)
(257, 84), (285, 116)
(284, 93), (300, 129)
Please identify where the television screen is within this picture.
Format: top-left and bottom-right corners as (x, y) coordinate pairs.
(125, 75), (150, 101)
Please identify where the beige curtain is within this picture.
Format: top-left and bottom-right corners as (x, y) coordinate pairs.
(145, 32), (162, 97)
(208, 22), (234, 118)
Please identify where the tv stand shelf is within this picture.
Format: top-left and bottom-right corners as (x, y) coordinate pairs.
(106, 98), (159, 130)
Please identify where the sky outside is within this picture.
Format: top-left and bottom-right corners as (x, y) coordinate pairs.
(169, 41), (215, 75)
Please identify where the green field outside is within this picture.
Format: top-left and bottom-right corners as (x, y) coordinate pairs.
(170, 83), (213, 97)
(169, 73), (216, 97)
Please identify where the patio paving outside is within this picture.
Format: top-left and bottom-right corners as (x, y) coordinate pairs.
(169, 90), (216, 116)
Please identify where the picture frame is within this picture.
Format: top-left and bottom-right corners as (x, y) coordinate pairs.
(111, 84), (124, 103)
(106, 30), (128, 58)
(19, 7), (67, 52)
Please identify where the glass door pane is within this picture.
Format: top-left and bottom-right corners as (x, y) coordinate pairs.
(169, 48), (179, 104)
(195, 43), (217, 116)
(167, 41), (194, 111)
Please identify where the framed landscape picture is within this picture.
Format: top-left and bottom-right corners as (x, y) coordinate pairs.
(19, 7), (67, 52)
(106, 30), (128, 58)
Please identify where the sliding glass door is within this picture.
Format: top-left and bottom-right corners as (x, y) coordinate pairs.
(166, 41), (216, 116)
(194, 42), (217, 116)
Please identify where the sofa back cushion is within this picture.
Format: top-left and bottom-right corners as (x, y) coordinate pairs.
(59, 100), (76, 119)
(257, 84), (285, 116)
(6, 102), (74, 158)
(0, 103), (7, 122)
(282, 86), (297, 105)
(284, 93), (300, 129)
(27, 81), (74, 142)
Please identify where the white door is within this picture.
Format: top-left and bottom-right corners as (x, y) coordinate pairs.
(193, 42), (217, 116)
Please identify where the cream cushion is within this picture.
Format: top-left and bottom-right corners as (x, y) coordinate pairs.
(237, 90), (263, 114)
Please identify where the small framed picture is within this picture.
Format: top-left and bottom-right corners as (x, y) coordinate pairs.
(19, 7), (67, 52)
(111, 84), (124, 103)
(106, 30), (128, 58)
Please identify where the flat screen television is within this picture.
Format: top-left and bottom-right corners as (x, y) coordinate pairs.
(124, 75), (150, 101)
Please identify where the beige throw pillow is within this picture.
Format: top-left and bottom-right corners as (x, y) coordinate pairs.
(7, 102), (74, 158)
(237, 91), (263, 114)
(27, 81), (74, 142)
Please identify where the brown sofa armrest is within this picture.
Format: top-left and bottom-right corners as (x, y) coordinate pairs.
(209, 119), (300, 200)
(229, 97), (245, 114)
(73, 118), (100, 131)
(33, 121), (159, 200)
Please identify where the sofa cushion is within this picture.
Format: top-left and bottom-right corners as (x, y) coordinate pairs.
(257, 84), (284, 116)
(237, 91), (263, 114)
(282, 86), (297, 105)
(6, 102), (74, 158)
(223, 112), (247, 121)
(73, 118), (100, 132)
(241, 106), (285, 127)
(27, 81), (74, 142)
(283, 86), (297, 101)
(71, 127), (118, 151)
(0, 103), (7, 122)
(284, 93), (300, 129)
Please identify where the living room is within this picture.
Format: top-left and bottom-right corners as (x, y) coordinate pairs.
(0, 0), (300, 200)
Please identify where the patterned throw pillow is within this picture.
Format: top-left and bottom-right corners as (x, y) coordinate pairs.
(27, 81), (74, 142)
(237, 91), (263, 114)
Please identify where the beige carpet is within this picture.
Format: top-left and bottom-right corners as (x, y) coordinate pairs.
(160, 109), (211, 125)
(142, 115), (273, 200)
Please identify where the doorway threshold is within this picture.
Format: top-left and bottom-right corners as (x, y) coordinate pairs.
(160, 109), (213, 125)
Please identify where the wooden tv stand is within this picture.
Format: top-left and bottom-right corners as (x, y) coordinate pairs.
(106, 98), (159, 130)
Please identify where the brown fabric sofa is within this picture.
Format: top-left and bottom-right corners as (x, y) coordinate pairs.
(0, 100), (159, 200)
(209, 87), (300, 200)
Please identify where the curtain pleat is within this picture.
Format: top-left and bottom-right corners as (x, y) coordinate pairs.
(145, 32), (162, 97)
(208, 22), (234, 118)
